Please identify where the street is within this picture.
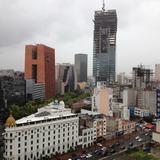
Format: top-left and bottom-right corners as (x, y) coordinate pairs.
(51, 128), (152, 160)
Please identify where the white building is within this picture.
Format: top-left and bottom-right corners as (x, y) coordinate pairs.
(78, 127), (94, 148)
(123, 88), (137, 107)
(138, 90), (156, 115)
(155, 64), (160, 81)
(4, 101), (79, 160)
(92, 82), (113, 116)
(112, 103), (130, 120)
(153, 121), (160, 143)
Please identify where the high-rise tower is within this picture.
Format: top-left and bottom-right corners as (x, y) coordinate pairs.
(75, 54), (88, 82)
(25, 44), (55, 100)
(93, 1), (117, 84)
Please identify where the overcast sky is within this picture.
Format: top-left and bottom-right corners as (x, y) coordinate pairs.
(0, 0), (160, 76)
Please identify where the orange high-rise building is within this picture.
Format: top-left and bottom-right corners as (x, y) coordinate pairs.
(25, 44), (55, 100)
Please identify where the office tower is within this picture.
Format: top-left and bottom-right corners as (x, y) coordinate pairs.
(155, 64), (160, 81)
(93, 2), (117, 84)
(25, 44), (55, 100)
(55, 63), (77, 94)
(132, 65), (153, 89)
(75, 54), (88, 82)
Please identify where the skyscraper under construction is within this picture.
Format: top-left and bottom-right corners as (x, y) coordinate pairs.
(93, 1), (117, 84)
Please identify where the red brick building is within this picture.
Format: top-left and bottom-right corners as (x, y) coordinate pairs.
(25, 44), (55, 100)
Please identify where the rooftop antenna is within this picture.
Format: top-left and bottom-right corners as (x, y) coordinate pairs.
(102, 0), (105, 11)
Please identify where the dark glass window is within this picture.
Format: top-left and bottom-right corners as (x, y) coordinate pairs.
(32, 51), (37, 59)
(32, 64), (37, 82)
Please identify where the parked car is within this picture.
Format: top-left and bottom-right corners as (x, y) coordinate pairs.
(80, 154), (86, 159)
(94, 149), (102, 156)
(138, 138), (142, 142)
(129, 142), (133, 146)
(120, 146), (125, 150)
(86, 153), (92, 159)
(97, 143), (103, 147)
(135, 136), (140, 140)
(110, 149), (116, 154)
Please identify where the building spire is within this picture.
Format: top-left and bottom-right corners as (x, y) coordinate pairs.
(102, 0), (105, 11)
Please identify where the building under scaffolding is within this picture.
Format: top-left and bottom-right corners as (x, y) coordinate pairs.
(93, 3), (117, 85)
(132, 65), (153, 89)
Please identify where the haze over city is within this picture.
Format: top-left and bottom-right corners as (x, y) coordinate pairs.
(0, 0), (160, 75)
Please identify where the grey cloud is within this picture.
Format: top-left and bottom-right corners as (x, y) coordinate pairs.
(0, 0), (160, 76)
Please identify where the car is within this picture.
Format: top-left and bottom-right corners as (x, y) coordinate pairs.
(94, 149), (102, 155)
(86, 153), (92, 159)
(120, 146), (125, 150)
(145, 133), (149, 136)
(80, 154), (86, 159)
(115, 142), (120, 146)
(129, 142), (133, 146)
(101, 147), (107, 151)
(135, 136), (140, 140)
(138, 138), (142, 142)
(110, 144), (116, 148)
(110, 149), (116, 154)
(97, 143), (103, 147)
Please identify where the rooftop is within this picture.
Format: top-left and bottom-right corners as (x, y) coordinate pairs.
(16, 101), (76, 125)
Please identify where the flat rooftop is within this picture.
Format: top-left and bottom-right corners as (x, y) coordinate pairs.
(16, 102), (76, 125)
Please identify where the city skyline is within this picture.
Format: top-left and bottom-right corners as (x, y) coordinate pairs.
(0, 0), (160, 76)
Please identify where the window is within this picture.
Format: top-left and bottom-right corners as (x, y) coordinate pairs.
(10, 152), (12, 156)
(18, 143), (20, 148)
(10, 145), (12, 149)
(10, 133), (12, 137)
(32, 64), (37, 82)
(25, 136), (27, 140)
(32, 51), (37, 59)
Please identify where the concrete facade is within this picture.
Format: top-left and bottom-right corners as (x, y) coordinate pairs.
(92, 83), (113, 116)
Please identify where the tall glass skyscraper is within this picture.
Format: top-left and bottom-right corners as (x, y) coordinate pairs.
(93, 7), (117, 84)
(75, 54), (88, 82)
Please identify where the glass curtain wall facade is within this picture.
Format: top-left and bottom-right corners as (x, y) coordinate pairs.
(93, 9), (117, 84)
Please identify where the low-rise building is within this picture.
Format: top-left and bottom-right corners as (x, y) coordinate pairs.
(134, 107), (150, 117)
(106, 117), (123, 133)
(122, 120), (135, 134)
(79, 114), (107, 141)
(78, 127), (94, 148)
(152, 121), (160, 143)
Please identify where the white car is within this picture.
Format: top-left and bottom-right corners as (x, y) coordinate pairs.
(86, 153), (92, 159)
(97, 143), (103, 147)
(135, 136), (140, 140)
(138, 138), (142, 142)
